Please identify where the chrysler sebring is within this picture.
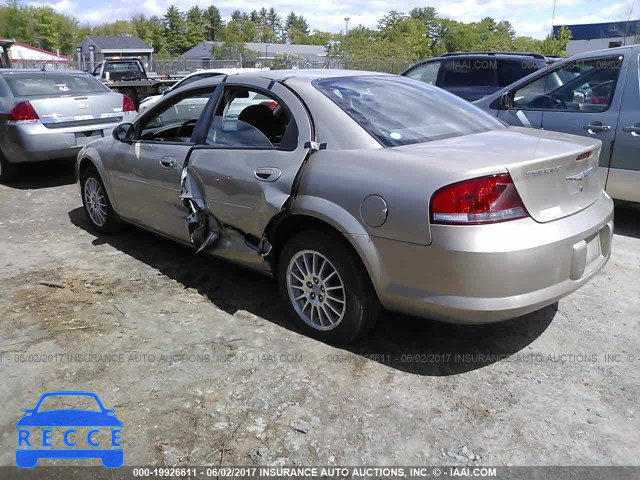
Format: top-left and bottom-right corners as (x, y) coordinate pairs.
(76, 70), (613, 343)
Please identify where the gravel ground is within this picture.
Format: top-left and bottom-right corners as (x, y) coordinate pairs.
(0, 161), (638, 470)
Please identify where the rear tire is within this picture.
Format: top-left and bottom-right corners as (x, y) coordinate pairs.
(80, 165), (123, 234)
(277, 230), (380, 344)
(0, 151), (19, 183)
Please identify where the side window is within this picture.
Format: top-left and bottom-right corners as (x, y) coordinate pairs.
(404, 61), (440, 85)
(139, 90), (213, 142)
(513, 57), (623, 112)
(442, 59), (495, 87)
(205, 87), (298, 150)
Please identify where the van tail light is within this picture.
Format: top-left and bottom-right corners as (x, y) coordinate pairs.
(8, 101), (39, 122)
(430, 173), (528, 225)
(123, 95), (137, 112)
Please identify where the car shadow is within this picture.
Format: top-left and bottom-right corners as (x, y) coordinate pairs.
(1, 159), (77, 190)
(613, 201), (640, 239)
(68, 207), (555, 376)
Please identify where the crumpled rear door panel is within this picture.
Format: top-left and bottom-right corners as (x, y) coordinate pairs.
(180, 77), (314, 258)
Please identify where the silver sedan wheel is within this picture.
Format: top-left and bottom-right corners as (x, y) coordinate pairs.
(286, 250), (347, 331)
(84, 177), (107, 227)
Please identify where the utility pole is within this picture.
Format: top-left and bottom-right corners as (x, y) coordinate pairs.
(344, 17), (350, 36)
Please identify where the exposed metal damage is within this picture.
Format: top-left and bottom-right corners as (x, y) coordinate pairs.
(180, 160), (272, 256)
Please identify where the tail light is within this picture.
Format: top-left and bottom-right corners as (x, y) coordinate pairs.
(260, 100), (278, 110)
(123, 95), (137, 112)
(8, 101), (39, 123)
(430, 173), (528, 225)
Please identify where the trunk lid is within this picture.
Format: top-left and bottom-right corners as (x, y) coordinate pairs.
(27, 92), (125, 129)
(393, 126), (603, 223)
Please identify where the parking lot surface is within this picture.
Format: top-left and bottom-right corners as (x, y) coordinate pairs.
(1, 161), (639, 467)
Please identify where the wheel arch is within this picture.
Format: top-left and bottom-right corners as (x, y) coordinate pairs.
(77, 151), (119, 214)
(266, 207), (385, 299)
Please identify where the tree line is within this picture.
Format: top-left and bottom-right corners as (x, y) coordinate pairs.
(0, 0), (571, 63)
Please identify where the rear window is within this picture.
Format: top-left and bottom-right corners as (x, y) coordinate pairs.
(441, 58), (495, 87)
(313, 75), (505, 147)
(3, 72), (109, 97)
(497, 59), (540, 87)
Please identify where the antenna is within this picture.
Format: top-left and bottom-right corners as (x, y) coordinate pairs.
(551, 0), (557, 35)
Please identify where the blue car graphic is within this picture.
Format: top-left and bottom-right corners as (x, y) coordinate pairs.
(15, 391), (123, 468)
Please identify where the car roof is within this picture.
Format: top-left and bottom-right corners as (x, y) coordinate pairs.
(0, 69), (90, 75)
(233, 69), (391, 81)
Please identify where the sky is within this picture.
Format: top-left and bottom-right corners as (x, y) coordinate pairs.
(28, 0), (636, 39)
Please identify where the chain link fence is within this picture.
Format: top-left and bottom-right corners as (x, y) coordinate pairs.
(8, 58), (414, 76)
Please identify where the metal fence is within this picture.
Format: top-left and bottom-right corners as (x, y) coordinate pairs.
(7, 58), (414, 76)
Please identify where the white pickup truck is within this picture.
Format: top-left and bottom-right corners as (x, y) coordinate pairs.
(475, 45), (639, 203)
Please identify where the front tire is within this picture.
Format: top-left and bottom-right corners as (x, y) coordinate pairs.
(277, 230), (380, 344)
(80, 166), (122, 233)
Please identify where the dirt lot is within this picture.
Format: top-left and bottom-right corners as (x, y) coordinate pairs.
(0, 160), (639, 470)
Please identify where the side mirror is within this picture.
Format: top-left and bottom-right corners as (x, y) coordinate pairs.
(490, 92), (512, 110)
(113, 123), (134, 143)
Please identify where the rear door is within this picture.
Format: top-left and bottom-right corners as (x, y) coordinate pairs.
(608, 47), (640, 202)
(108, 87), (217, 241)
(183, 77), (313, 240)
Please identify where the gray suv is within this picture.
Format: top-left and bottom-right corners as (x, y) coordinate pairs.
(401, 52), (551, 101)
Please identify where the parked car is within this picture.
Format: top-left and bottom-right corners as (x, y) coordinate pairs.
(0, 69), (137, 182)
(77, 70), (613, 344)
(474, 45), (639, 204)
(401, 52), (551, 101)
(137, 68), (268, 114)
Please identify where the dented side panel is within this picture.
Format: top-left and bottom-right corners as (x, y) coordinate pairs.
(180, 78), (313, 255)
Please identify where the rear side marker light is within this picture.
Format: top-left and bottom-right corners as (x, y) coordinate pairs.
(8, 101), (39, 123)
(430, 173), (529, 225)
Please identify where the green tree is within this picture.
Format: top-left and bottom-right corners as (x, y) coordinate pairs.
(186, 6), (206, 46)
(203, 5), (223, 41)
(163, 6), (188, 54)
(540, 25), (572, 56)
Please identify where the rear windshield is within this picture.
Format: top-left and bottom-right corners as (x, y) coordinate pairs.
(497, 59), (541, 87)
(313, 75), (505, 147)
(3, 72), (109, 97)
(441, 58), (495, 87)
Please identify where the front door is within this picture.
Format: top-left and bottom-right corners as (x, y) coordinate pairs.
(108, 87), (215, 241)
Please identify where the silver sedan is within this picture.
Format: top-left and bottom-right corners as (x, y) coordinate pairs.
(0, 69), (137, 182)
(76, 70), (613, 344)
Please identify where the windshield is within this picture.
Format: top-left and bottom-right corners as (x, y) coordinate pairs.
(37, 395), (102, 412)
(313, 75), (505, 147)
(4, 72), (109, 97)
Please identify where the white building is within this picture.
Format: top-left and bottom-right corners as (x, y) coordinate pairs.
(0, 37), (72, 67)
(554, 21), (640, 56)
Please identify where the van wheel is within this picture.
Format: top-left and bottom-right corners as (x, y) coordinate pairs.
(80, 166), (122, 233)
(277, 230), (380, 344)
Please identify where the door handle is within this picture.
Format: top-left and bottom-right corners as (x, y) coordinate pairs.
(254, 167), (282, 182)
(160, 156), (176, 168)
(583, 123), (611, 133)
(623, 124), (640, 136)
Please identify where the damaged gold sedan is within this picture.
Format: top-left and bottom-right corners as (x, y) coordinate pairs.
(77, 70), (613, 344)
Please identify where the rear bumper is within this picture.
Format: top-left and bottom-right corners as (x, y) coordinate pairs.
(1, 116), (134, 163)
(356, 192), (614, 324)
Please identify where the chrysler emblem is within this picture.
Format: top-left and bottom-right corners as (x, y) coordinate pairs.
(565, 166), (594, 181)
